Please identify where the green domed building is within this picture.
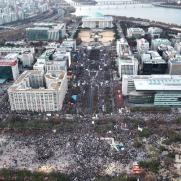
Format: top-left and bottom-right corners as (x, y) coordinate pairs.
(82, 11), (113, 29)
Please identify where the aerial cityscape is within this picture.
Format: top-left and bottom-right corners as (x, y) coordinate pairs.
(0, 0), (180, 180)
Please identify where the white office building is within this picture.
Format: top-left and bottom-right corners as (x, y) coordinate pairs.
(136, 38), (149, 54)
(0, 47), (35, 67)
(8, 70), (68, 112)
(116, 38), (132, 57)
(175, 42), (181, 54)
(117, 56), (138, 79)
(33, 48), (70, 72)
(61, 39), (76, 52)
(168, 55), (181, 75)
(122, 74), (181, 106)
(148, 27), (163, 38)
(159, 45), (177, 61)
(151, 38), (171, 50)
(127, 28), (145, 38)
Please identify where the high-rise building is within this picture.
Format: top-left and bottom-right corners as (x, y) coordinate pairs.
(136, 38), (149, 54)
(168, 55), (181, 75)
(175, 42), (181, 54)
(148, 27), (163, 38)
(122, 74), (181, 106)
(127, 28), (145, 38)
(0, 59), (19, 81)
(26, 23), (66, 41)
(8, 70), (68, 112)
(116, 38), (132, 57)
(117, 56), (138, 79)
(0, 47), (35, 67)
(151, 38), (171, 50)
(157, 45), (177, 61)
(141, 51), (167, 75)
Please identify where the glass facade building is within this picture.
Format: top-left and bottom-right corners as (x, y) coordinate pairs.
(0, 66), (13, 81)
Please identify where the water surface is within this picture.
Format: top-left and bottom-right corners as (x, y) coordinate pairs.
(75, 4), (181, 25)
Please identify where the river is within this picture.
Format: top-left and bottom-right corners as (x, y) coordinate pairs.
(74, 4), (181, 25)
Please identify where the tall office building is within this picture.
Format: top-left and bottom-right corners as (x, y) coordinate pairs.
(26, 23), (66, 41)
(127, 28), (145, 38)
(148, 27), (163, 38)
(122, 74), (181, 106)
(116, 38), (132, 57)
(168, 55), (181, 75)
(117, 56), (138, 79)
(141, 51), (167, 75)
(136, 38), (149, 54)
(0, 59), (19, 81)
(8, 70), (68, 112)
(151, 38), (171, 50)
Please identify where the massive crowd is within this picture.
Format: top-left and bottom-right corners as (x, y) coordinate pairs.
(0, 109), (180, 180)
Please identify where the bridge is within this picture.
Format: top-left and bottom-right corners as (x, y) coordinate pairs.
(96, 0), (142, 5)
(64, 0), (144, 7)
(63, 0), (82, 7)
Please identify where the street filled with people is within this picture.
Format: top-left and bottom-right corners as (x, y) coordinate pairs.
(0, 15), (180, 181)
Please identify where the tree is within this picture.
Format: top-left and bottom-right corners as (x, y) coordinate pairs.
(139, 160), (160, 173)
(143, 173), (156, 181)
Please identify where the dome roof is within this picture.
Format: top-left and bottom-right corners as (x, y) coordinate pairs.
(89, 12), (104, 18)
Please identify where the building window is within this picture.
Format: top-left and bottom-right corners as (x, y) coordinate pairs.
(177, 97), (181, 101)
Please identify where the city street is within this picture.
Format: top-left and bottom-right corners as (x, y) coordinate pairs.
(63, 43), (120, 116)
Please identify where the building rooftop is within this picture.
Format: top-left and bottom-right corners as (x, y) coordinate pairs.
(127, 28), (145, 33)
(4, 53), (19, 59)
(8, 70), (66, 92)
(152, 38), (171, 45)
(90, 12), (104, 18)
(134, 75), (181, 91)
(141, 51), (166, 64)
(117, 56), (137, 64)
(83, 11), (113, 21)
(27, 23), (65, 31)
(137, 38), (149, 44)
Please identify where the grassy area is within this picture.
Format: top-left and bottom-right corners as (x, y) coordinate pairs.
(139, 160), (160, 173)
(130, 107), (171, 113)
(175, 117), (181, 124)
(0, 169), (70, 181)
(95, 174), (137, 181)
(95, 122), (114, 134)
(0, 115), (78, 132)
(138, 128), (151, 138)
(164, 130), (181, 144)
(0, 169), (139, 181)
(133, 138), (142, 148)
(94, 118), (116, 134)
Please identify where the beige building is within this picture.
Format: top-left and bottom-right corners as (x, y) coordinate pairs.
(8, 70), (68, 112)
